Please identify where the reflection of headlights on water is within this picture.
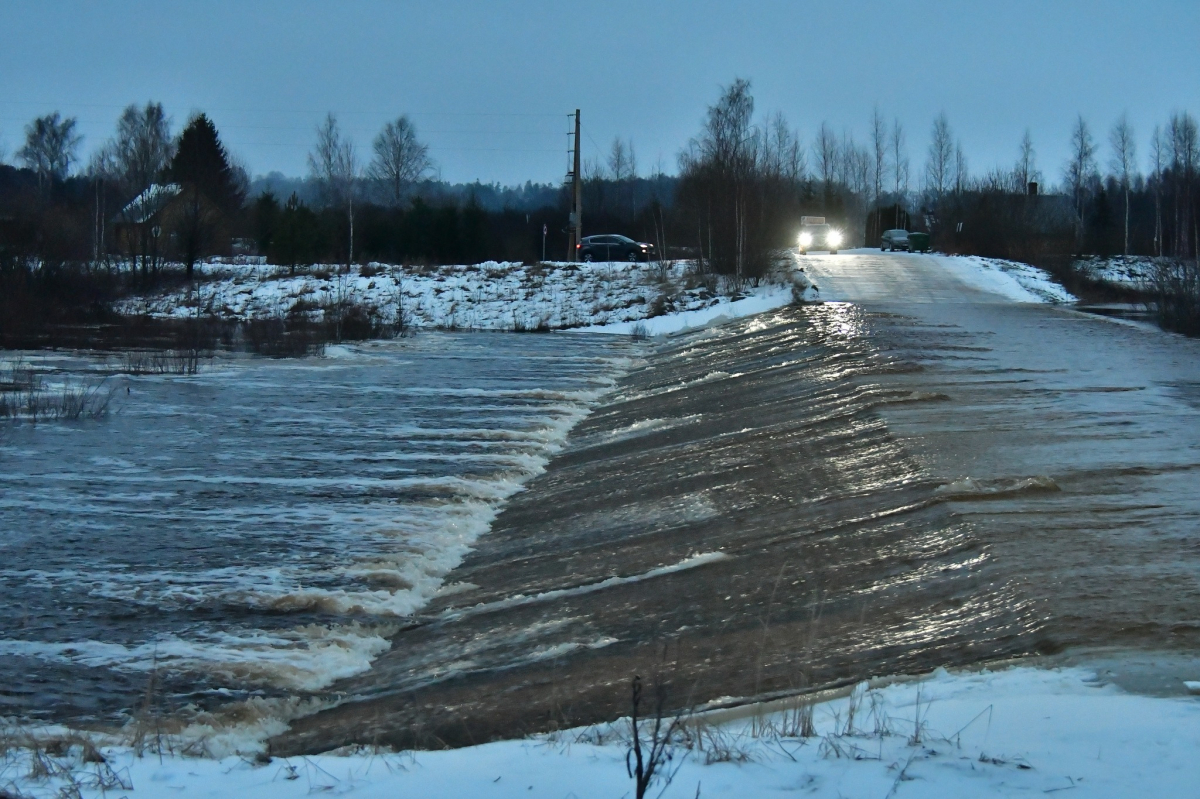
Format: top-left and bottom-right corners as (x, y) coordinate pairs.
(827, 230), (844, 247)
(798, 232), (813, 247)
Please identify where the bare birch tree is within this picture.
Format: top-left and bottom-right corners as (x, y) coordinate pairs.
(90, 102), (174, 276)
(1151, 125), (1164, 256)
(91, 102), (174, 201)
(608, 137), (638, 216)
(19, 112), (82, 187)
(1064, 115), (1098, 249)
(925, 113), (953, 201)
(1167, 112), (1198, 257)
(953, 140), (969, 195)
(869, 107), (887, 206)
(607, 137), (635, 182)
(891, 119), (908, 196)
(813, 122), (838, 197)
(368, 115), (432, 206)
(308, 113), (359, 269)
(1109, 115), (1136, 255)
(841, 133), (870, 197)
(763, 112), (805, 183)
(1014, 129), (1039, 192)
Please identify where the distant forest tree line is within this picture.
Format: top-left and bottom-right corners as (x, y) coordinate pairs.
(1, 86), (1197, 331)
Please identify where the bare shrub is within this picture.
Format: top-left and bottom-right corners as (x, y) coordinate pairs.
(1150, 258), (1200, 335)
(627, 675), (688, 799)
(689, 720), (755, 765)
(0, 363), (115, 422)
(243, 317), (326, 357)
(121, 349), (207, 375)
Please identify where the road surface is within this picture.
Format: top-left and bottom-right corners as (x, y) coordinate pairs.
(275, 252), (1200, 754)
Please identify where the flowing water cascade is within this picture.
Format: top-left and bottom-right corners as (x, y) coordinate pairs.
(276, 305), (1043, 752)
(0, 334), (632, 724)
(277, 298), (1200, 753)
(5, 292), (1199, 754)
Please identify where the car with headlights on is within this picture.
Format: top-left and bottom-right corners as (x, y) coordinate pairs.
(797, 216), (843, 254)
(880, 229), (911, 251)
(577, 234), (655, 262)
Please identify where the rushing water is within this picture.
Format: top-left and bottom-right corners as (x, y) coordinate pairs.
(0, 333), (631, 723)
(274, 294), (1200, 753)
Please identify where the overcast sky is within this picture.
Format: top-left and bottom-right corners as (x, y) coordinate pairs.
(2, 0), (1197, 187)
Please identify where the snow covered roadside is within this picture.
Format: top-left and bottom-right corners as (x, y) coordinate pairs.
(575, 282), (797, 336)
(930, 253), (1077, 304)
(115, 259), (798, 334)
(6, 665), (1199, 798)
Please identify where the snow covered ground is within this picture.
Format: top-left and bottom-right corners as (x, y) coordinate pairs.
(5, 665), (1199, 798)
(934, 254), (1077, 303)
(576, 283), (797, 336)
(1074, 255), (1160, 288)
(116, 259), (799, 334)
(115, 252), (1079, 339)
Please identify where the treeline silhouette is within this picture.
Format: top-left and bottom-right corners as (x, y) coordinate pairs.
(2, 92), (1199, 341)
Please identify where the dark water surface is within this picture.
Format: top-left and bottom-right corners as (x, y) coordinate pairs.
(0, 334), (631, 722)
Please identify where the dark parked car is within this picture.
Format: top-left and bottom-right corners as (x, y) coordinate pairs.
(880, 229), (911, 251)
(577, 234), (655, 262)
(907, 232), (931, 253)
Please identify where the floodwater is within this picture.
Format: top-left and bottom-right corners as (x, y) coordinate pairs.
(5, 253), (1200, 754)
(277, 254), (1200, 754)
(0, 334), (631, 722)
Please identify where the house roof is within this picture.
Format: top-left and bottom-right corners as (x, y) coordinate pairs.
(116, 183), (182, 225)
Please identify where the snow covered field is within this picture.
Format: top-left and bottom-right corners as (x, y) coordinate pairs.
(5, 665), (1199, 798)
(116, 252), (1075, 339)
(1074, 255), (1160, 288)
(116, 259), (799, 334)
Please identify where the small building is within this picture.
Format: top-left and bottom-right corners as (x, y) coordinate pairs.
(111, 183), (182, 257)
(111, 183), (234, 263)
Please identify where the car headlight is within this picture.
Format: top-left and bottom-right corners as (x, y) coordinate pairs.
(799, 232), (813, 247)
(827, 230), (844, 247)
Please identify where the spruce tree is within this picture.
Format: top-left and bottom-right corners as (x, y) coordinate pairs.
(169, 113), (245, 276)
(170, 113), (242, 212)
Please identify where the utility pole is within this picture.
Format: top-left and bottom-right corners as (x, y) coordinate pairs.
(566, 109), (582, 260)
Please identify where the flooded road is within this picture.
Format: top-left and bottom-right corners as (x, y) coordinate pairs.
(806, 252), (1200, 654)
(4, 252), (1197, 752)
(276, 253), (1200, 753)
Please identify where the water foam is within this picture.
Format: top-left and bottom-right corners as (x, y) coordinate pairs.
(0, 338), (632, 703)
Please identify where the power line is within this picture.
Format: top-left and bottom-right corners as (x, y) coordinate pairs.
(0, 117), (567, 135)
(0, 99), (563, 118)
(584, 129), (605, 158)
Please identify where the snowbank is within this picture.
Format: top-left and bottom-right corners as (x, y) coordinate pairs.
(575, 283), (796, 336)
(935, 254), (1077, 304)
(116, 260), (798, 334)
(7, 665), (1199, 798)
